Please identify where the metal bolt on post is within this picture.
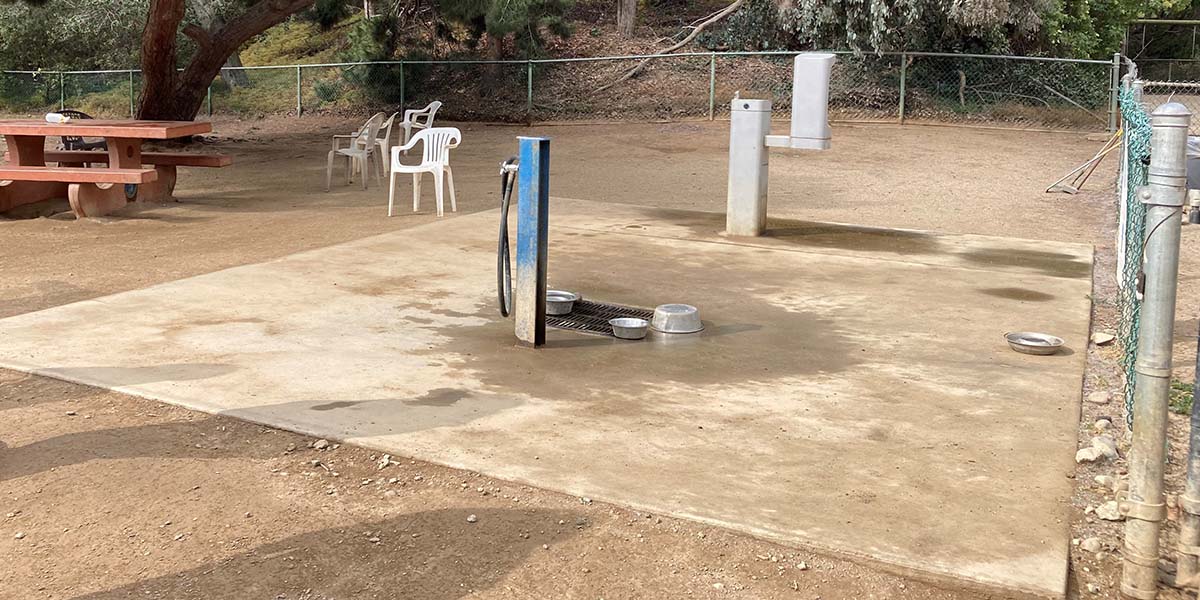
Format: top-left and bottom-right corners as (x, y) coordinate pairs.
(1121, 101), (1191, 600)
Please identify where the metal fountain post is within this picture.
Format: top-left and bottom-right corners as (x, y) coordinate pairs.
(726, 53), (835, 237)
(1121, 102), (1190, 600)
(514, 136), (550, 348)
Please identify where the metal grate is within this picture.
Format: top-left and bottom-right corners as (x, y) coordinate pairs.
(547, 299), (654, 337)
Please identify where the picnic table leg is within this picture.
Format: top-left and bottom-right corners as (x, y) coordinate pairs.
(68, 137), (144, 218)
(0, 134), (68, 214)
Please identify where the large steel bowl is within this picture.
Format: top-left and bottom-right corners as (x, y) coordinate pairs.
(1004, 331), (1065, 356)
(546, 290), (579, 315)
(651, 304), (703, 334)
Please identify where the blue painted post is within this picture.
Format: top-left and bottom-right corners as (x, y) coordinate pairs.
(514, 136), (550, 347)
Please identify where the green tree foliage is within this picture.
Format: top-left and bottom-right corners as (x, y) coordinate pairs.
(1043, 0), (1188, 58)
(435, 0), (572, 56)
(777, 0), (1052, 54)
(0, 0), (149, 69)
(304, 0), (352, 30)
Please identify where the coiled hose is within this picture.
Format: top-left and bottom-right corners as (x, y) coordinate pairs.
(497, 157), (519, 317)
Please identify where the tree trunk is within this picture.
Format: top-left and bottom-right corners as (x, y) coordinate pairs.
(137, 0), (315, 121)
(223, 52), (252, 88)
(617, 0), (636, 37)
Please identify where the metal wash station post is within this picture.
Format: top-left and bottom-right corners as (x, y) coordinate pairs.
(726, 53), (836, 236)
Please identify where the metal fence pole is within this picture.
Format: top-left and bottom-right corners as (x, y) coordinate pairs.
(207, 85), (213, 117)
(1110, 52), (1122, 133)
(1178, 324), (1200, 587)
(398, 61), (405, 110)
(526, 60), (534, 119)
(708, 53), (716, 121)
(1121, 101), (1191, 600)
(296, 65), (302, 116)
(128, 71), (135, 117)
(898, 52), (908, 124)
(58, 72), (64, 110)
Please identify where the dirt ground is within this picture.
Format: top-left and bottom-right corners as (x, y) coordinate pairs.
(0, 116), (1172, 599)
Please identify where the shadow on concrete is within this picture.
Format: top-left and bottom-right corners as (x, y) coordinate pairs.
(68, 508), (579, 600)
(39, 363), (238, 386)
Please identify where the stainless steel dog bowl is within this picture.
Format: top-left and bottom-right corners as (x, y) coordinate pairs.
(651, 304), (703, 334)
(610, 317), (649, 340)
(1005, 331), (1065, 355)
(546, 290), (579, 315)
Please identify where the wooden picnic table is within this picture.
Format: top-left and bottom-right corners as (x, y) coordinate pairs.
(0, 119), (225, 218)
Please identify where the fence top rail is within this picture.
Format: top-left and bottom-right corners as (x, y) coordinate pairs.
(0, 50), (1114, 76)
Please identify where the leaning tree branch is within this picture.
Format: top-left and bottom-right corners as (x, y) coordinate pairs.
(595, 0), (743, 93)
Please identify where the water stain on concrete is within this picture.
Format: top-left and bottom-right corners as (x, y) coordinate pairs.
(415, 233), (864, 415)
(958, 248), (1090, 279)
(310, 400), (363, 411)
(405, 388), (469, 407)
(979, 287), (1056, 302)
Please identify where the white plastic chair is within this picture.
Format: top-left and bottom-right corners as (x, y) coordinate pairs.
(399, 101), (442, 154)
(388, 127), (461, 217)
(326, 113), (385, 192)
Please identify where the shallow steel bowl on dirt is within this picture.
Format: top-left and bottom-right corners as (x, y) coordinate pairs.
(609, 317), (649, 340)
(1004, 331), (1064, 355)
(651, 304), (703, 334)
(546, 290), (579, 315)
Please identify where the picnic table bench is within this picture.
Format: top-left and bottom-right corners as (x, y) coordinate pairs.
(0, 119), (231, 218)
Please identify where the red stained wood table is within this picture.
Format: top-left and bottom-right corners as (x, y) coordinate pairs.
(0, 119), (216, 218)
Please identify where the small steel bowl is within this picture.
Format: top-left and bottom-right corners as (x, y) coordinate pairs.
(610, 317), (649, 340)
(546, 290), (579, 315)
(1005, 331), (1065, 355)
(651, 303), (703, 334)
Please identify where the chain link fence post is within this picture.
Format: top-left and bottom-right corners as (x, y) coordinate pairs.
(1121, 100), (1190, 600)
(296, 65), (302, 116)
(58, 71), (64, 110)
(898, 52), (908, 123)
(207, 84), (213, 117)
(128, 71), (135, 117)
(399, 60), (405, 111)
(1110, 52), (1122, 132)
(708, 53), (716, 121)
(526, 60), (534, 120)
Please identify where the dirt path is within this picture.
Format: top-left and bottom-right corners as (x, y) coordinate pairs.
(2, 118), (1118, 598)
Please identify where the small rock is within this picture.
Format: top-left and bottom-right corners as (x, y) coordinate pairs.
(467, 514), (478, 523)
(1091, 332), (1116, 346)
(13, 532), (25, 540)
(1096, 501), (1124, 521)
(413, 475), (423, 481)
(579, 497), (592, 504)
(1080, 537), (1102, 553)
(311, 439), (330, 450)
(712, 583), (724, 590)
(797, 561), (808, 571)
(1092, 435), (1119, 459)
(1086, 391), (1111, 405)
(1094, 475), (1114, 487)
(1086, 583), (1100, 593)
(65, 410), (77, 416)
(284, 443), (296, 453)
(173, 533), (185, 541)
(1095, 419), (1112, 432)
(1076, 447), (1105, 463)
(368, 536), (381, 543)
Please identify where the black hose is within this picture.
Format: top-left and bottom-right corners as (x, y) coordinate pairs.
(497, 157), (519, 317)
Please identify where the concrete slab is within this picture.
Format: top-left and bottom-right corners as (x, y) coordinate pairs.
(0, 199), (1091, 597)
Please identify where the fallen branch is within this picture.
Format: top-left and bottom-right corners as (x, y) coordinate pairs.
(595, 0), (744, 93)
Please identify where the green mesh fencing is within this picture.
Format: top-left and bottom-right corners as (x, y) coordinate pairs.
(1117, 82), (1153, 427)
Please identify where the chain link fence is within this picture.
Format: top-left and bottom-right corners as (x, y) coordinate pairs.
(0, 51), (1118, 132)
(1116, 78), (1153, 427)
